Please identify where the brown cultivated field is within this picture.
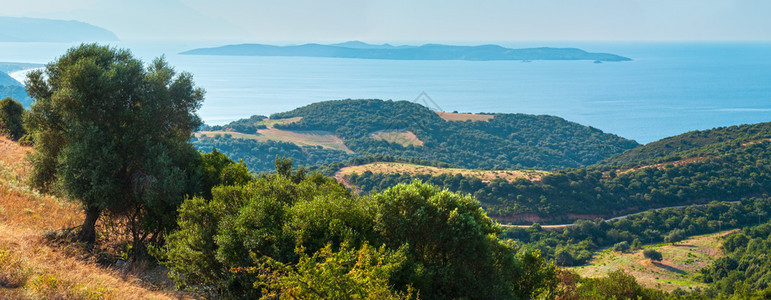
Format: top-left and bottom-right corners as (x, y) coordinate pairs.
(369, 130), (424, 147)
(435, 111), (494, 122)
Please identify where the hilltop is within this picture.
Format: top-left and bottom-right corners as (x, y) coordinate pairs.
(181, 41), (632, 62)
(193, 99), (638, 172)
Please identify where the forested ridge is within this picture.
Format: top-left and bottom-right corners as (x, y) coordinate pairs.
(348, 129), (771, 220)
(195, 99), (638, 172)
(602, 121), (771, 166)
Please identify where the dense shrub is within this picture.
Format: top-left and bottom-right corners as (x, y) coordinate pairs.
(163, 163), (558, 299)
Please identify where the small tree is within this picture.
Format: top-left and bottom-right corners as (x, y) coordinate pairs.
(613, 241), (631, 252)
(0, 97), (25, 140)
(643, 249), (663, 262)
(665, 229), (686, 244)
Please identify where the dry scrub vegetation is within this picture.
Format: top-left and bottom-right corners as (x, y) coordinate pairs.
(0, 137), (185, 299)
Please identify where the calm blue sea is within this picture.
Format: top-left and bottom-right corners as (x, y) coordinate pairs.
(2, 41), (770, 144)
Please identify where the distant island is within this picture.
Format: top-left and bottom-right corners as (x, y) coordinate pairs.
(0, 16), (118, 42)
(181, 41), (632, 62)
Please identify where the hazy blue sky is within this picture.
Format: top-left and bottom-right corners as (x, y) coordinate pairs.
(3, 0), (770, 42)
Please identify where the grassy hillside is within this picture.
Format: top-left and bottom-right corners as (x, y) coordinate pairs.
(195, 99), (638, 173)
(0, 137), (184, 299)
(573, 231), (734, 292)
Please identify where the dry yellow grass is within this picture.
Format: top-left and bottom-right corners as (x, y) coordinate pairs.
(435, 111), (494, 122)
(0, 137), (186, 299)
(197, 128), (354, 153)
(369, 130), (424, 147)
(337, 162), (546, 183)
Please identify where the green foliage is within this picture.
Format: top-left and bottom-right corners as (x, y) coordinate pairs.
(23, 44), (205, 251)
(643, 249), (663, 262)
(372, 181), (553, 299)
(502, 198), (771, 266)
(193, 137), (352, 173)
(665, 229), (686, 244)
(603, 122), (771, 166)
(164, 163), (559, 299)
(614, 241), (631, 252)
(260, 243), (413, 300)
(700, 221), (771, 298)
(216, 115), (268, 133)
(0, 97), (25, 140)
(575, 270), (666, 299)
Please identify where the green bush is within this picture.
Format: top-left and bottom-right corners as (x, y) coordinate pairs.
(643, 249), (663, 262)
(613, 241), (631, 252)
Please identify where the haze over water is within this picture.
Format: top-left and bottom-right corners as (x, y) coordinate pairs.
(2, 41), (770, 144)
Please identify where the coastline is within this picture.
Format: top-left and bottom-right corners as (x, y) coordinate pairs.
(8, 67), (44, 84)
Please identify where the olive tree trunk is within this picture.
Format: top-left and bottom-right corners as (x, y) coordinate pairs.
(78, 206), (101, 244)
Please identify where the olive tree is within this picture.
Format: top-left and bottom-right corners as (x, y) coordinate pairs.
(24, 44), (204, 251)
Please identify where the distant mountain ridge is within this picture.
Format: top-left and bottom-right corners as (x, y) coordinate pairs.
(181, 41), (632, 61)
(0, 16), (118, 42)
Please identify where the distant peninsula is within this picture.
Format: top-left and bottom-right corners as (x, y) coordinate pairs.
(181, 41), (632, 62)
(0, 17), (118, 42)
